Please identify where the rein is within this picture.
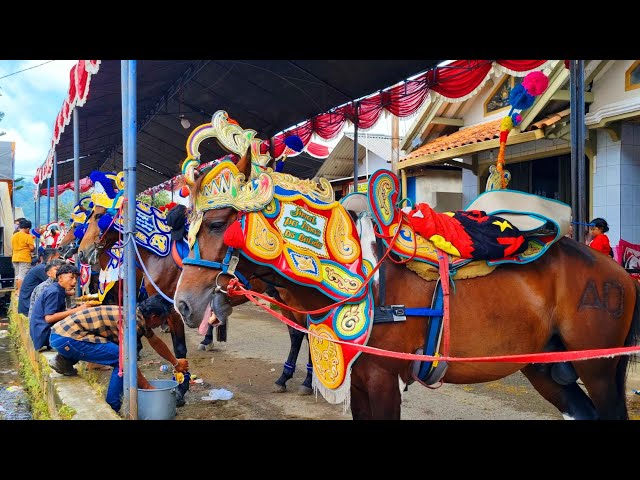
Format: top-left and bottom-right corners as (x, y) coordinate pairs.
(226, 211), (408, 316)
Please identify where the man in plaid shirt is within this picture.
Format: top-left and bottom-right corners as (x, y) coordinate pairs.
(49, 295), (189, 414)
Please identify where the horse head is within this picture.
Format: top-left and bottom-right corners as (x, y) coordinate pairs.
(77, 171), (123, 266)
(59, 198), (93, 260)
(175, 142), (262, 327)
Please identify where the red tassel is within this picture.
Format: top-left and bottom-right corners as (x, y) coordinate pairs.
(223, 220), (245, 248)
(499, 130), (509, 143)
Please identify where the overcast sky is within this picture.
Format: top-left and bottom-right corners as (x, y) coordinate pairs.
(0, 60), (77, 179)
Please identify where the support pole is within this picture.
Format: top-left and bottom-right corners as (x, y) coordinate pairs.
(35, 186), (40, 229)
(353, 104), (359, 193)
(73, 107), (81, 297)
(570, 60), (586, 243)
(391, 114), (400, 176)
(46, 177), (51, 224)
(53, 151), (58, 221)
(122, 60), (139, 420)
(73, 110), (80, 208)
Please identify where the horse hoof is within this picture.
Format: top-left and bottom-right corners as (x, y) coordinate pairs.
(297, 385), (313, 396)
(273, 384), (287, 393)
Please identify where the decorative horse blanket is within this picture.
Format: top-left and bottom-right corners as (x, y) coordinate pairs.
(236, 172), (373, 404)
(367, 170), (571, 270)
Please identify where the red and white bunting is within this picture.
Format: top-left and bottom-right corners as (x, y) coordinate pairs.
(34, 60), (101, 185)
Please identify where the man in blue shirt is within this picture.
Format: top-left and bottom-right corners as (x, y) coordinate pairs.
(17, 248), (61, 316)
(29, 264), (91, 351)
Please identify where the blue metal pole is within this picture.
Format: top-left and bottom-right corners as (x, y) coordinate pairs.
(46, 177), (51, 224)
(35, 186), (40, 229)
(120, 60), (131, 418)
(73, 108), (81, 297)
(53, 151), (58, 221)
(123, 60), (139, 419)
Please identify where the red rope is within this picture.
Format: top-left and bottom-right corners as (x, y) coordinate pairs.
(117, 200), (124, 378)
(236, 289), (640, 363)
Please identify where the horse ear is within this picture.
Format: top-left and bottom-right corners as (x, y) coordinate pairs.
(235, 150), (252, 180)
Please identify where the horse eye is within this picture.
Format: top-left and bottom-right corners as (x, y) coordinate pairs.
(95, 213), (103, 220)
(209, 221), (226, 232)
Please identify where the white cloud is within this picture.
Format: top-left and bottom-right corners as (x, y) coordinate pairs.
(0, 60), (77, 179)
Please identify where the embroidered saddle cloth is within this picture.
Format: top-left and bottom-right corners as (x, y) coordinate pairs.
(367, 170), (571, 272)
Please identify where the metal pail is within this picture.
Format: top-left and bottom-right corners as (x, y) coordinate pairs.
(138, 379), (178, 420)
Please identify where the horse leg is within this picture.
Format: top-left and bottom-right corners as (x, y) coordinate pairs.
(572, 358), (629, 420)
(198, 325), (215, 351)
(521, 364), (598, 420)
(273, 326), (305, 393)
(350, 359), (402, 420)
(298, 337), (313, 396)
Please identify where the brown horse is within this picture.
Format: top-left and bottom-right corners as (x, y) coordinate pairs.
(78, 203), (313, 394)
(78, 203), (191, 360)
(174, 156), (640, 420)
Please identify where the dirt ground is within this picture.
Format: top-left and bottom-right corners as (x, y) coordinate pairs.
(89, 302), (640, 421)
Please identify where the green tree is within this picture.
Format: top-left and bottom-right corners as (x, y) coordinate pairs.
(137, 190), (171, 208)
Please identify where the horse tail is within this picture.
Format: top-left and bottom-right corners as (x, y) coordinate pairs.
(616, 282), (640, 401)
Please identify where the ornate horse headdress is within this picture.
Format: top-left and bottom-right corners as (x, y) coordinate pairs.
(181, 110), (272, 187)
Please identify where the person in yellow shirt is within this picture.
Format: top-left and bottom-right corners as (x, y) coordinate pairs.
(12, 218), (36, 293)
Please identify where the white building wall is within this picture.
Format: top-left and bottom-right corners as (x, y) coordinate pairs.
(589, 60), (640, 114)
(360, 152), (389, 178)
(461, 156), (478, 208)
(464, 86), (506, 127)
(620, 123), (640, 244)
(593, 130), (622, 247)
(413, 169), (462, 211)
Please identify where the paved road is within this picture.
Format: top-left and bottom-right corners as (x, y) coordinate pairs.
(161, 302), (578, 420)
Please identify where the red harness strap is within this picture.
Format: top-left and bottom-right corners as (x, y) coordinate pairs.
(437, 250), (451, 357)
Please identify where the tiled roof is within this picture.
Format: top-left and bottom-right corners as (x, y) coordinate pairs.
(530, 108), (570, 130)
(401, 119), (502, 161)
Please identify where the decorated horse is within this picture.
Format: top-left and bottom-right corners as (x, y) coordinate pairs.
(76, 168), (313, 396)
(174, 112), (317, 393)
(174, 110), (640, 420)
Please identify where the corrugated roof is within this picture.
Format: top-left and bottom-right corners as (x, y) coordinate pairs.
(401, 119), (501, 161)
(315, 134), (391, 180)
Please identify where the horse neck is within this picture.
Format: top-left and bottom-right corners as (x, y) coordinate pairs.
(136, 242), (181, 297)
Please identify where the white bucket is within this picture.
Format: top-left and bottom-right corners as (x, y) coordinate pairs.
(138, 379), (178, 420)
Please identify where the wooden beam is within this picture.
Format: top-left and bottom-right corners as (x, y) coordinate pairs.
(401, 98), (444, 152)
(442, 160), (475, 171)
(519, 63), (569, 131)
(398, 129), (545, 170)
(551, 90), (594, 103)
(546, 123), (572, 139)
(471, 153), (479, 175)
(601, 124), (621, 142)
(431, 116), (464, 126)
(585, 60), (610, 85)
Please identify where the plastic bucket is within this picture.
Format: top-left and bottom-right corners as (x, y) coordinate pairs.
(138, 379), (178, 420)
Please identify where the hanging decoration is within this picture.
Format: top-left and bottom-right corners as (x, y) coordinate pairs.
(487, 70), (550, 191)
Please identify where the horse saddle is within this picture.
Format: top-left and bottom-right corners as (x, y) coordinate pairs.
(354, 170), (571, 282)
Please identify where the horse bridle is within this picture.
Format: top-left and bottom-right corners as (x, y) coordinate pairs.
(182, 236), (253, 293)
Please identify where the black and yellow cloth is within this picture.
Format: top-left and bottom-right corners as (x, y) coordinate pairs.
(407, 204), (527, 260)
(51, 305), (149, 344)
